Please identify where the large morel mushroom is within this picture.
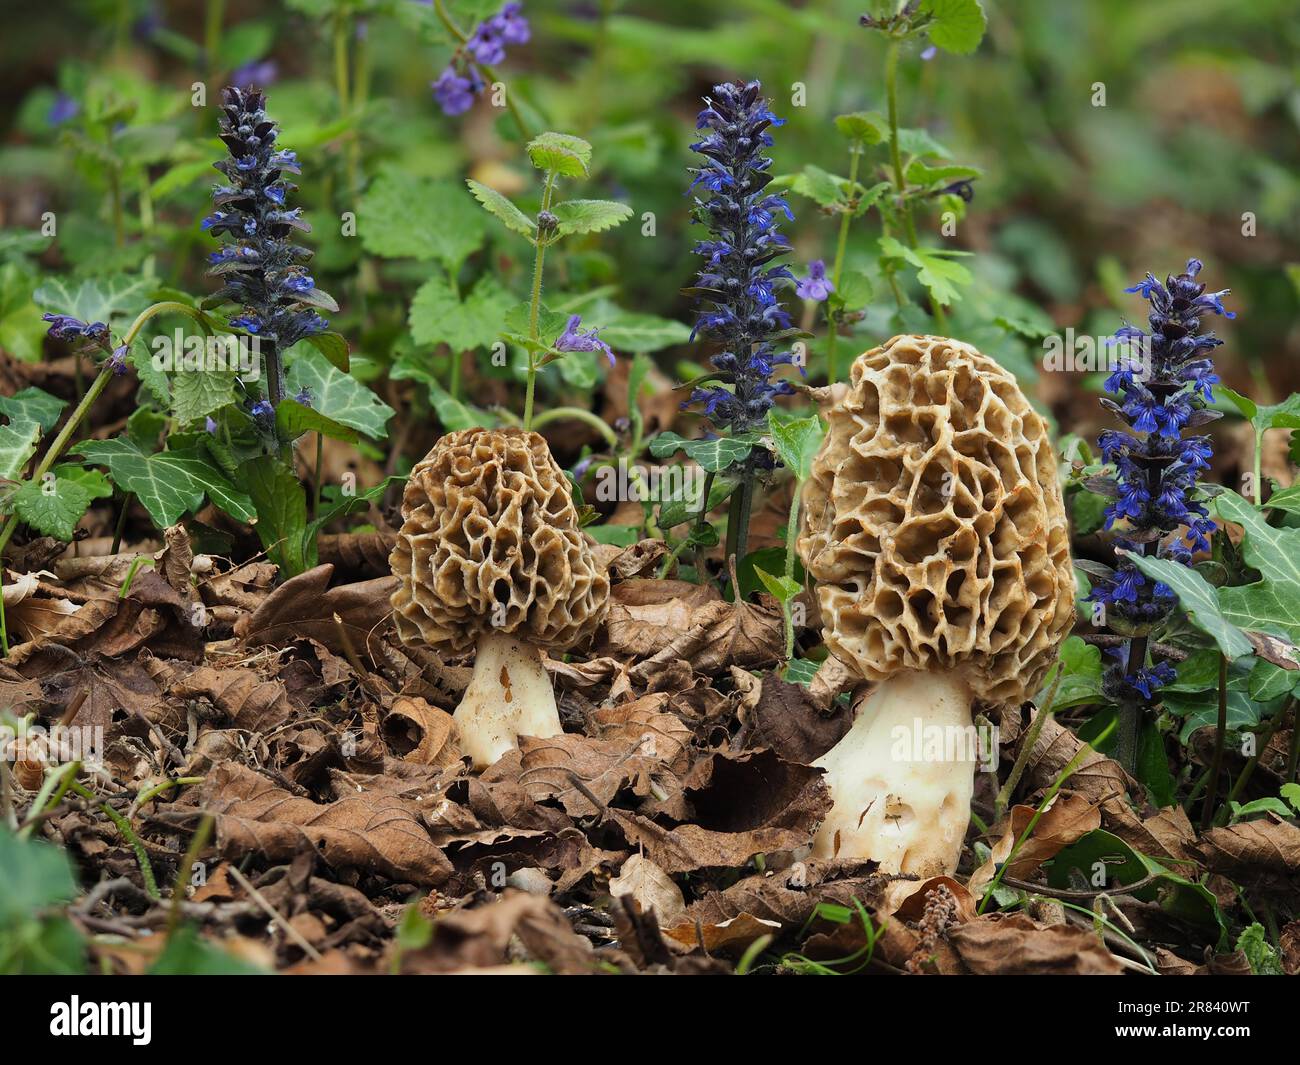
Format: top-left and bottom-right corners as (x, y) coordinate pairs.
(798, 335), (1075, 877)
(389, 428), (610, 768)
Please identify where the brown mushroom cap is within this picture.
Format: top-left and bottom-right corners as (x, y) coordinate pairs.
(799, 335), (1075, 704)
(389, 427), (610, 655)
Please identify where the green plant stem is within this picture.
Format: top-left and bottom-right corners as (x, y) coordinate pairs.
(109, 164), (125, 248)
(995, 664), (1066, 819)
(110, 491), (131, 554)
(1287, 700), (1300, 783)
(1226, 714), (1283, 808)
(978, 718), (1116, 914)
(70, 779), (159, 899)
(1253, 435), (1263, 506)
(170, 813), (213, 937)
(825, 146), (862, 385)
(1200, 653), (1229, 830)
(1113, 630), (1149, 773)
(522, 175), (556, 431)
(884, 39), (946, 332)
(312, 433), (323, 521)
(530, 406), (618, 448)
(725, 475), (755, 576)
(204, 0), (225, 70)
(782, 485), (801, 659)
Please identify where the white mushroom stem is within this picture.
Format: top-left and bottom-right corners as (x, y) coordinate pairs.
(453, 630), (563, 770)
(812, 670), (978, 878)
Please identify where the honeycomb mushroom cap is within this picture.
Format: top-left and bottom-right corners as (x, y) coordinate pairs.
(390, 427), (610, 655)
(799, 335), (1075, 704)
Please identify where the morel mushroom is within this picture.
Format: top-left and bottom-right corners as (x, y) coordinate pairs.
(389, 428), (610, 768)
(798, 335), (1075, 876)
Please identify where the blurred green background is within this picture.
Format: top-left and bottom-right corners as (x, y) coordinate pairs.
(1, 0), (1297, 426)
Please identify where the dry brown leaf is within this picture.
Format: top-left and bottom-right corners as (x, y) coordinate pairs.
(735, 674), (851, 764)
(629, 595), (785, 680)
(662, 911), (782, 955)
(171, 665), (294, 732)
(236, 563), (397, 659)
(1193, 815), (1300, 889)
(967, 791), (1103, 896)
(380, 695), (458, 766)
(609, 854), (687, 924)
(603, 579), (720, 657)
(948, 913), (1123, 975)
(190, 762), (451, 886)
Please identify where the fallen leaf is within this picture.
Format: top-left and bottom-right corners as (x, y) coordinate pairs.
(948, 913), (1123, 975)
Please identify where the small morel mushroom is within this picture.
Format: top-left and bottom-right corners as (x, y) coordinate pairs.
(389, 428), (610, 768)
(798, 335), (1075, 876)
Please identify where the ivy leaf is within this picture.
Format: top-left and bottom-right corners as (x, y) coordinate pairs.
(649, 431), (760, 472)
(33, 273), (154, 330)
(921, 0), (987, 56)
(1121, 547), (1254, 661)
(359, 170), (486, 271)
(284, 347), (394, 440)
(879, 235), (973, 306)
(0, 417), (40, 480)
(766, 409), (823, 481)
(551, 199), (633, 236)
(0, 388), (66, 433)
(833, 111), (889, 145)
(465, 179), (535, 239)
(1214, 490), (1300, 648)
(526, 132), (592, 178)
(302, 331), (350, 373)
(74, 437), (253, 527)
(409, 273), (513, 354)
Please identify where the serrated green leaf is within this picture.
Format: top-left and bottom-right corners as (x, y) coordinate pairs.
(921, 0), (987, 55)
(879, 235), (973, 306)
(526, 132), (592, 177)
(169, 367), (239, 426)
(551, 199), (633, 236)
(409, 273), (513, 355)
(592, 308), (690, 353)
(783, 164), (846, 209)
(12, 470), (98, 540)
(465, 179), (535, 238)
(1037, 635), (1104, 710)
(904, 159), (982, 186)
(74, 437), (253, 527)
(359, 170), (486, 270)
(1122, 547), (1253, 660)
(284, 347), (394, 440)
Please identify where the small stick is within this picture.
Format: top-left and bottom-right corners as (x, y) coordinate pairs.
(225, 863), (323, 961)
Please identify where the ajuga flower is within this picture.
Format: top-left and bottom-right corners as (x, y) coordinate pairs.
(685, 80), (796, 433)
(1090, 258), (1233, 702)
(203, 85), (336, 414)
(432, 3), (530, 117)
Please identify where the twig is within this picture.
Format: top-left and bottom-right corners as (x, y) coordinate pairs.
(1000, 873), (1161, 901)
(225, 863), (323, 961)
(1201, 653), (1229, 831)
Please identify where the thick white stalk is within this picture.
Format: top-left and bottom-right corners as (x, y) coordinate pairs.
(453, 630), (562, 769)
(811, 670), (976, 878)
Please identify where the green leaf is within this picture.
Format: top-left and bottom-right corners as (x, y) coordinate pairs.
(284, 347), (394, 440)
(585, 524), (640, 547)
(0, 826), (78, 922)
(0, 388), (66, 432)
(1215, 490), (1300, 646)
(302, 331), (350, 373)
(878, 236), (973, 306)
(0, 417), (40, 480)
(169, 367), (239, 426)
(921, 0), (987, 55)
(274, 398), (358, 444)
(592, 307), (690, 353)
(649, 431), (759, 473)
(767, 410), (824, 481)
(1136, 719), (1177, 809)
(1122, 547), (1254, 661)
(904, 159), (982, 186)
(75, 437), (253, 527)
(658, 474), (735, 530)
(782, 164), (846, 209)
(754, 566), (801, 603)
(148, 925), (267, 975)
(1235, 923), (1283, 976)
(12, 467), (104, 540)
(465, 179), (536, 239)
(241, 454), (312, 577)
(784, 658), (821, 686)
(359, 170), (486, 271)
(835, 270), (874, 311)
(1037, 635), (1104, 710)
(389, 354), (497, 433)
(526, 132), (592, 177)
(409, 273), (514, 355)
(551, 199), (633, 236)
(33, 273), (154, 330)
(833, 111), (889, 145)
